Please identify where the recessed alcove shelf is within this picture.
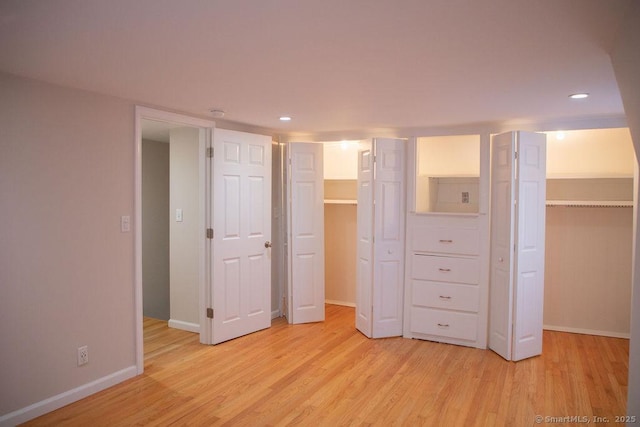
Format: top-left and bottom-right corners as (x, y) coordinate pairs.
(545, 176), (633, 208)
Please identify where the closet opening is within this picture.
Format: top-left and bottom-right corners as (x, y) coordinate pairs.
(542, 127), (634, 339)
(323, 141), (360, 311)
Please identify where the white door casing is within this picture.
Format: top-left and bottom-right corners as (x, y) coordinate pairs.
(211, 129), (272, 344)
(287, 142), (325, 324)
(356, 138), (406, 338)
(489, 131), (546, 361)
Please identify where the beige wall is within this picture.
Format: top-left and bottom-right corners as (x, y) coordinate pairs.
(169, 127), (200, 327)
(610, 0), (640, 415)
(324, 204), (357, 306)
(323, 142), (359, 180)
(417, 134), (481, 176)
(271, 142), (284, 315)
(142, 139), (170, 320)
(0, 72), (136, 417)
(546, 128), (634, 178)
(544, 207), (632, 335)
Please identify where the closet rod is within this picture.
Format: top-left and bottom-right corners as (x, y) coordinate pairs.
(546, 200), (632, 208)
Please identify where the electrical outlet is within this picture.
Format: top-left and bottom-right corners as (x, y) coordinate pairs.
(77, 345), (88, 366)
(462, 191), (470, 204)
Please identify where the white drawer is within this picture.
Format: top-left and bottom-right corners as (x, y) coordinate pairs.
(412, 254), (479, 284)
(412, 226), (479, 255)
(412, 280), (479, 312)
(410, 307), (478, 341)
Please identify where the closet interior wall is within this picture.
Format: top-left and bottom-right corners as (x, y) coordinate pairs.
(542, 128), (635, 338)
(323, 142), (359, 307)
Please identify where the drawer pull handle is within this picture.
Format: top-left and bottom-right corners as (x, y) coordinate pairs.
(437, 323), (450, 328)
(439, 239), (453, 243)
(439, 295), (451, 300)
(438, 268), (451, 272)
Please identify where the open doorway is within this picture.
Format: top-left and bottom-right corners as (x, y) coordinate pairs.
(134, 107), (214, 373)
(141, 120), (201, 333)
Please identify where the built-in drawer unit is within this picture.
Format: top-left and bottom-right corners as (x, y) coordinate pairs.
(406, 210), (488, 349)
(412, 280), (479, 312)
(412, 226), (479, 255)
(412, 254), (479, 284)
(410, 307), (478, 342)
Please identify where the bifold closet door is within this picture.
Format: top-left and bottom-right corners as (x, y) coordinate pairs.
(356, 138), (405, 338)
(489, 131), (546, 361)
(286, 142), (325, 324)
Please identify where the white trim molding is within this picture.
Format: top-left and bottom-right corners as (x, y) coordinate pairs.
(0, 366), (137, 427)
(544, 324), (630, 339)
(325, 300), (356, 308)
(168, 319), (200, 333)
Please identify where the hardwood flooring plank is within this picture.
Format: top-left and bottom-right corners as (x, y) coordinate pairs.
(22, 306), (629, 426)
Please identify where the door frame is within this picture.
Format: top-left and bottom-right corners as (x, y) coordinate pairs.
(134, 106), (215, 374)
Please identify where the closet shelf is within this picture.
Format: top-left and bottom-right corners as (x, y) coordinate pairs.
(546, 200), (633, 208)
(324, 199), (357, 205)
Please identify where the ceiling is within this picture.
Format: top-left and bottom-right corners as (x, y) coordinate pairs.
(0, 0), (633, 138)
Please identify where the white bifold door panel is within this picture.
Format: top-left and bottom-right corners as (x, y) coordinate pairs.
(356, 138), (406, 338)
(489, 131), (546, 361)
(287, 143), (325, 324)
(211, 129), (272, 344)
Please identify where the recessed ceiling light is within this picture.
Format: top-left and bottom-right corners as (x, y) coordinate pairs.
(556, 131), (565, 140)
(279, 116), (292, 121)
(569, 93), (589, 99)
(209, 109), (225, 118)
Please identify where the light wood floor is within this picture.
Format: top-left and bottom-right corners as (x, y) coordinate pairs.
(24, 305), (628, 426)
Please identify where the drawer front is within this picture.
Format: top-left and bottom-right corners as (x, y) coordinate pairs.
(413, 226), (479, 255)
(410, 307), (478, 341)
(412, 254), (479, 284)
(412, 280), (479, 312)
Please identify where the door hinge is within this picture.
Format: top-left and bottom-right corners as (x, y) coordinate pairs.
(206, 308), (214, 319)
(514, 151), (518, 160)
(206, 228), (214, 239)
(206, 147), (214, 158)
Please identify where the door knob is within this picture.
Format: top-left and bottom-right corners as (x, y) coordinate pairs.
(264, 241), (272, 248)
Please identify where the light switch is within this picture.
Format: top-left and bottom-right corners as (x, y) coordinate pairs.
(120, 215), (131, 233)
(176, 208), (183, 222)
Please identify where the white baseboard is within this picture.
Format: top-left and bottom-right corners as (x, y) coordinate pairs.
(0, 366), (137, 427)
(271, 309), (281, 320)
(325, 299), (356, 308)
(168, 319), (200, 333)
(543, 324), (630, 339)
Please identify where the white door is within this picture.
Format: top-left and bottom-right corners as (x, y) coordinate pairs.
(489, 131), (546, 361)
(489, 132), (516, 360)
(512, 131), (546, 361)
(372, 138), (406, 337)
(356, 138), (406, 338)
(287, 142), (325, 324)
(211, 129), (272, 344)
(356, 140), (374, 337)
